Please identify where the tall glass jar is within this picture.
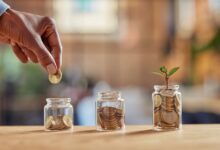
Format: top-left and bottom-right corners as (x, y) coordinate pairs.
(96, 91), (125, 131)
(44, 98), (73, 131)
(152, 85), (182, 130)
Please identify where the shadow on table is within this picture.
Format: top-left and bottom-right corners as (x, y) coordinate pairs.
(72, 129), (174, 139)
(16, 129), (46, 134)
(73, 128), (174, 136)
(124, 129), (172, 136)
(0, 129), (46, 135)
(1, 128), (175, 136)
(74, 130), (98, 134)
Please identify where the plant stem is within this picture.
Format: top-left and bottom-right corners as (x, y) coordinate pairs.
(165, 74), (168, 89)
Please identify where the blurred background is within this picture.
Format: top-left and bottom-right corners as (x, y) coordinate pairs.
(1, 0), (220, 125)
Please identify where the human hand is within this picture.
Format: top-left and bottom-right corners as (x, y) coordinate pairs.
(0, 9), (62, 74)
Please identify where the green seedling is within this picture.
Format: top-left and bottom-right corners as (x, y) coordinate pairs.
(152, 66), (180, 89)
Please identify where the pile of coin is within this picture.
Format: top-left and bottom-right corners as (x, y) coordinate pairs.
(153, 89), (181, 130)
(45, 115), (72, 130)
(97, 107), (124, 130)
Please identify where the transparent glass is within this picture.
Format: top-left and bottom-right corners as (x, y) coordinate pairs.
(152, 85), (182, 130)
(44, 98), (73, 131)
(96, 91), (125, 131)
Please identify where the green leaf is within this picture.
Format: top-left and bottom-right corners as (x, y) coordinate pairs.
(152, 72), (164, 77)
(160, 66), (167, 73)
(167, 67), (180, 77)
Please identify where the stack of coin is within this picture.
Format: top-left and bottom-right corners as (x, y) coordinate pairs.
(45, 115), (72, 130)
(153, 91), (181, 130)
(97, 107), (124, 130)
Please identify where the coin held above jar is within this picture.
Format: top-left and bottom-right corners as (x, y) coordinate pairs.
(48, 69), (62, 84)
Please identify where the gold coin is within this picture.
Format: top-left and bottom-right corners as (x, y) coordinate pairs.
(165, 96), (174, 103)
(160, 89), (175, 97)
(154, 110), (160, 126)
(161, 104), (175, 112)
(45, 116), (54, 129)
(62, 115), (72, 128)
(175, 114), (180, 128)
(154, 106), (160, 112)
(97, 113), (104, 128)
(154, 94), (162, 107)
(161, 111), (178, 124)
(48, 70), (62, 84)
(161, 121), (177, 129)
(174, 95), (180, 107)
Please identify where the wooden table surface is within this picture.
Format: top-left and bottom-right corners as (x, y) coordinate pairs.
(0, 125), (219, 150)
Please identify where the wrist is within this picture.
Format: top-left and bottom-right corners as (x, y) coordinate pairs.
(0, 1), (10, 16)
(0, 8), (9, 28)
(0, 8), (19, 46)
(0, 8), (16, 33)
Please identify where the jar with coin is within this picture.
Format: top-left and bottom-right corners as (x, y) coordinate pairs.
(96, 91), (125, 131)
(152, 85), (182, 130)
(44, 98), (73, 131)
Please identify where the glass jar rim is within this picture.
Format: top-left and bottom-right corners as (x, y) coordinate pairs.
(98, 91), (121, 100)
(46, 98), (71, 103)
(154, 85), (179, 90)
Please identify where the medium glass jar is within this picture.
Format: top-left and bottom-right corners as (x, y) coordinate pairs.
(152, 85), (182, 130)
(96, 91), (125, 131)
(44, 98), (73, 131)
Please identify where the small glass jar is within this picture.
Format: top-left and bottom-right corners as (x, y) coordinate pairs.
(44, 98), (73, 131)
(152, 85), (182, 130)
(96, 91), (125, 131)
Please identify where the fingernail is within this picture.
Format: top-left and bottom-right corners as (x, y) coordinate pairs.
(47, 63), (57, 74)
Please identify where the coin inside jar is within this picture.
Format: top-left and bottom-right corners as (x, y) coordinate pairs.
(48, 70), (62, 84)
(97, 107), (124, 130)
(154, 94), (162, 107)
(45, 116), (54, 129)
(63, 115), (72, 127)
(45, 115), (73, 130)
(174, 95), (180, 107)
(161, 111), (178, 124)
